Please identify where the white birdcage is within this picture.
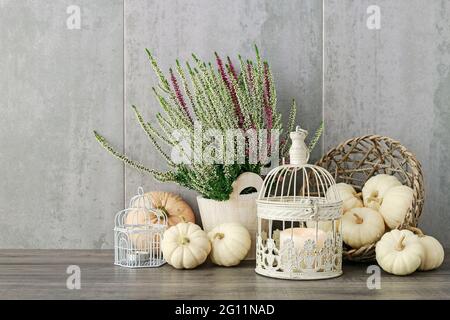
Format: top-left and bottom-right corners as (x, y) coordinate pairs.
(114, 187), (167, 268)
(255, 126), (343, 280)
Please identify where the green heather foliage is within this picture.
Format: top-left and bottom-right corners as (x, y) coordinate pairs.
(94, 46), (323, 201)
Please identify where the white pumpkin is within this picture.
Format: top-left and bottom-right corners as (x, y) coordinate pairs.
(208, 223), (251, 267)
(161, 222), (211, 269)
(308, 183), (361, 232)
(409, 228), (445, 271)
(362, 174), (402, 210)
(342, 207), (385, 249)
(327, 183), (363, 212)
(376, 229), (424, 275)
(379, 185), (414, 229)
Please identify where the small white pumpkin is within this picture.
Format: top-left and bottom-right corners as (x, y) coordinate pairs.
(376, 229), (424, 275)
(342, 207), (385, 249)
(362, 174), (402, 210)
(379, 185), (414, 229)
(161, 222), (211, 269)
(208, 223), (251, 267)
(409, 228), (445, 271)
(308, 183), (362, 232)
(328, 183), (363, 212)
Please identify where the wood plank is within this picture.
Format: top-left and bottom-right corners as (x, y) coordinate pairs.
(0, 250), (448, 299)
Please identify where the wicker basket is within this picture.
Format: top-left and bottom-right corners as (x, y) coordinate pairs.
(316, 135), (424, 262)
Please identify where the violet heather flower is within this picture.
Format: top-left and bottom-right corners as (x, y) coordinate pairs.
(227, 56), (239, 82)
(216, 52), (244, 128)
(263, 62), (273, 153)
(170, 68), (192, 123)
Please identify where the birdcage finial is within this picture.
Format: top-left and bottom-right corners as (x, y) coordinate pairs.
(289, 126), (310, 165)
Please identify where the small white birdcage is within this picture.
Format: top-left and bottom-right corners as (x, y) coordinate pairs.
(255, 126), (343, 280)
(114, 187), (167, 268)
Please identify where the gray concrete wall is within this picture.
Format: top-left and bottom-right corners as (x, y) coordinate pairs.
(0, 0), (124, 248)
(324, 0), (450, 245)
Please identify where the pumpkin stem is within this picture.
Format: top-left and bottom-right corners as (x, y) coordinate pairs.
(154, 208), (168, 223)
(367, 190), (381, 202)
(214, 232), (225, 240)
(395, 235), (406, 251)
(156, 206), (169, 217)
(353, 213), (364, 224)
(409, 227), (425, 237)
(180, 237), (190, 245)
(367, 196), (380, 203)
(178, 215), (187, 223)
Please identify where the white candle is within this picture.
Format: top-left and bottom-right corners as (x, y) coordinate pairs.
(279, 227), (326, 252)
(127, 251), (150, 265)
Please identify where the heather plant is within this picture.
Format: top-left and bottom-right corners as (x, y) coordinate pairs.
(94, 46), (323, 201)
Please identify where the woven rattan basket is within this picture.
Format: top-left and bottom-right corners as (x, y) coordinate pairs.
(316, 135), (424, 262)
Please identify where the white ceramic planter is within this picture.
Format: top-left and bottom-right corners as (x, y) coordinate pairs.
(197, 172), (263, 260)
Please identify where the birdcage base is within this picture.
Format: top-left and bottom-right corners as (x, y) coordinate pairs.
(255, 267), (342, 280)
(115, 259), (166, 269)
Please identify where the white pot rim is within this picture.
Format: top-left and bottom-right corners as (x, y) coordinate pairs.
(197, 193), (259, 202)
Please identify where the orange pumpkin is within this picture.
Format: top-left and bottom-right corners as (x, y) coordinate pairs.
(124, 207), (160, 250)
(145, 191), (195, 226)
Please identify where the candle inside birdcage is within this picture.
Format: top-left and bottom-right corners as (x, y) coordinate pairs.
(255, 126), (343, 280)
(114, 187), (167, 268)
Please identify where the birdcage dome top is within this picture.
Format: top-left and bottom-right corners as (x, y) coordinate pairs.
(256, 127), (342, 221)
(114, 187), (167, 230)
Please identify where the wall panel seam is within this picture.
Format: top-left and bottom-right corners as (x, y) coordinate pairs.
(321, 0), (325, 156)
(122, 0), (126, 208)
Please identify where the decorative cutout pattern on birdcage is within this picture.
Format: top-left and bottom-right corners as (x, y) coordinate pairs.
(256, 233), (343, 279)
(255, 126), (344, 280)
(257, 233), (342, 279)
(114, 187), (167, 268)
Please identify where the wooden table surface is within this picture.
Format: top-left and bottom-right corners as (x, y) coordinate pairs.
(0, 249), (448, 300)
